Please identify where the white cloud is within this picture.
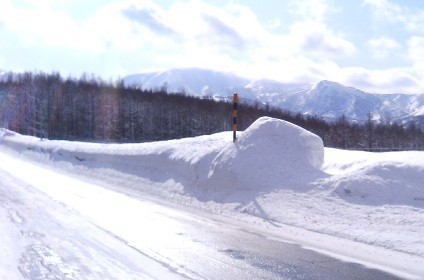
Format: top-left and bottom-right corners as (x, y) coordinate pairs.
(289, 0), (337, 22)
(0, 0), (361, 89)
(1, 0), (424, 93)
(339, 66), (423, 94)
(267, 18), (281, 29)
(363, 0), (424, 33)
(289, 22), (356, 58)
(408, 36), (424, 69)
(0, 0), (104, 51)
(368, 37), (400, 59)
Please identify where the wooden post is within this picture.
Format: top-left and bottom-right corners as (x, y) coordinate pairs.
(233, 93), (238, 143)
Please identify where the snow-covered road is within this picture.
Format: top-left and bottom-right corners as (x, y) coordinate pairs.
(0, 167), (184, 280)
(0, 151), (403, 280)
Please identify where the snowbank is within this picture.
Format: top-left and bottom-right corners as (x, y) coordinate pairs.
(0, 128), (228, 197)
(1, 122), (423, 208)
(0, 118), (325, 199)
(205, 117), (324, 194)
(1, 121), (424, 276)
(323, 148), (424, 207)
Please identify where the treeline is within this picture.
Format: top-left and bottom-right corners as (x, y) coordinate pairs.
(0, 71), (423, 150)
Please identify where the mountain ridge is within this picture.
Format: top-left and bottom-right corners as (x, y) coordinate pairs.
(123, 68), (424, 125)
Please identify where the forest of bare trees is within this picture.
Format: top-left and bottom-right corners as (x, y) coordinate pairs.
(0, 71), (423, 150)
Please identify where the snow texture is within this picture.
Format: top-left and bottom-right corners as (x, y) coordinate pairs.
(205, 117), (324, 194)
(1, 117), (424, 278)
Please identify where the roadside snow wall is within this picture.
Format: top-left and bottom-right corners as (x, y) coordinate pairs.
(0, 117), (324, 196)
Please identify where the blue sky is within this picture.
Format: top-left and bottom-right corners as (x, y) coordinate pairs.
(1, 0), (424, 94)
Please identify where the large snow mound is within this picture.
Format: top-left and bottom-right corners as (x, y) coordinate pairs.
(238, 117), (324, 169)
(204, 117), (324, 192)
(0, 118), (324, 198)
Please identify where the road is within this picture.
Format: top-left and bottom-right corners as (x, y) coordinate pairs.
(0, 154), (401, 279)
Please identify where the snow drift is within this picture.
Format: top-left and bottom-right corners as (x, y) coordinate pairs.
(1, 117), (424, 208)
(323, 149), (424, 207)
(0, 118), (324, 197)
(2, 118), (424, 207)
(0, 117), (424, 208)
(204, 117), (324, 193)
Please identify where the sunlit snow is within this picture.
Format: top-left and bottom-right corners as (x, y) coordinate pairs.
(1, 117), (424, 279)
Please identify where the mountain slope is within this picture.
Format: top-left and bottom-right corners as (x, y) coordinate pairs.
(124, 68), (252, 98)
(123, 68), (424, 124)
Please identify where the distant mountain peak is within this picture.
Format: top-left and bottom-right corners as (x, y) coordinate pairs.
(313, 80), (346, 91)
(123, 68), (424, 126)
(124, 68), (250, 97)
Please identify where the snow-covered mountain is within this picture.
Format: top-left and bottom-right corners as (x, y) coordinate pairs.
(123, 68), (424, 124)
(124, 68), (255, 100)
(280, 80), (424, 124)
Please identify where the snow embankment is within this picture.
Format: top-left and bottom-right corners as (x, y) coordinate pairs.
(323, 148), (424, 207)
(1, 117), (423, 207)
(0, 117), (324, 198)
(1, 117), (423, 208)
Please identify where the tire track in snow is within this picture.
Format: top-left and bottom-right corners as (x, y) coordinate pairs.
(2, 184), (80, 279)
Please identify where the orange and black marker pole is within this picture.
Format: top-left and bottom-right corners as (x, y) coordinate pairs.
(233, 93), (238, 142)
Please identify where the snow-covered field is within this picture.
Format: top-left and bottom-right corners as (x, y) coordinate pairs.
(1, 117), (424, 278)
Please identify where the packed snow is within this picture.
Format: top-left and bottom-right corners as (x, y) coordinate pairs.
(1, 117), (424, 278)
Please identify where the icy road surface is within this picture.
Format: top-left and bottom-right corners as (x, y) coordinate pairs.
(0, 152), (401, 280)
